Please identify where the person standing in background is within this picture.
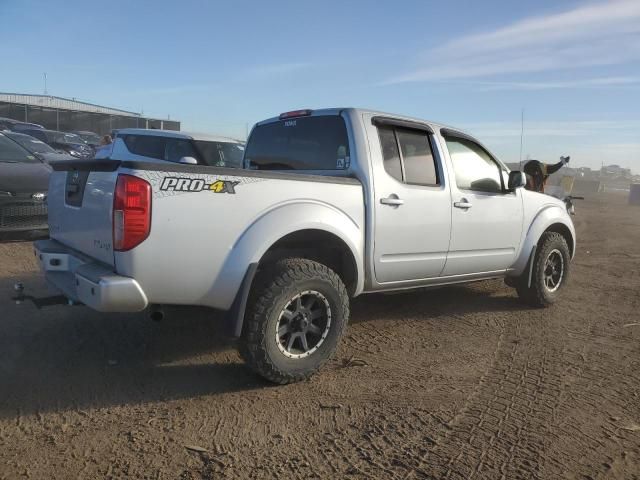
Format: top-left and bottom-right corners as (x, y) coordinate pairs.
(523, 156), (570, 193)
(94, 134), (113, 159)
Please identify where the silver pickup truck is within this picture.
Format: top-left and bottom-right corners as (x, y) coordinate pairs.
(35, 108), (575, 383)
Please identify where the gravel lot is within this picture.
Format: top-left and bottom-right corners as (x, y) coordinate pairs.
(1, 193), (639, 479)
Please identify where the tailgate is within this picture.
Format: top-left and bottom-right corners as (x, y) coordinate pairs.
(47, 160), (119, 266)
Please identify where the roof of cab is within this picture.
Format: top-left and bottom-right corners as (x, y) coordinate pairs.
(256, 107), (460, 133)
(254, 107), (504, 166)
(114, 128), (243, 144)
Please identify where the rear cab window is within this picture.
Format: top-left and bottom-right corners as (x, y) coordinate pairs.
(244, 115), (350, 171)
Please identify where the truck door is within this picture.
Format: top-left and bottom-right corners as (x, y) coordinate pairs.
(367, 116), (452, 283)
(439, 131), (523, 276)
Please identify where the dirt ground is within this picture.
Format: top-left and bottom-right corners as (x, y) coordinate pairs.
(0, 193), (639, 480)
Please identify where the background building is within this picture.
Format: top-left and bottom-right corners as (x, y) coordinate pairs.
(0, 93), (179, 134)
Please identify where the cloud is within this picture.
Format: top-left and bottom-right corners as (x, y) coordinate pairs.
(463, 76), (640, 91)
(385, 0), (640, 84)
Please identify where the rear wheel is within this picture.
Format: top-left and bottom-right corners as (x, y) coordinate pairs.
(516, 232), (570, 307)
(240, 258), (349, 384)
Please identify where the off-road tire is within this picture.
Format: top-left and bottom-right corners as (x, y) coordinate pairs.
(516, 232), (570, 307)
(240, 258), (349, 384)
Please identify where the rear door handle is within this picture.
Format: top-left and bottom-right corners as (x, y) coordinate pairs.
(380, 195), (404, 206)
(454, 200), (473, 209)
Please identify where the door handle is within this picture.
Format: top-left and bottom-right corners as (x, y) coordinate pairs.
(380, 195), (404, 206)
(454, 200), (473, 209)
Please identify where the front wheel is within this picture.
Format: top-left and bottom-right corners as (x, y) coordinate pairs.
(240, 258), (349, 384)
(516, 232), (571, 307)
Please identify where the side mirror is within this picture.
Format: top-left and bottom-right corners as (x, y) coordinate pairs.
(508, 171), (526, 190)
(178, 156), (198, 165)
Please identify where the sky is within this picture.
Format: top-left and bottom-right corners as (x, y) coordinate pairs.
(1, 0), (639, 171)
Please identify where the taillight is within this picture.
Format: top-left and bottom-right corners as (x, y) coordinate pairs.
(278, 109), (312, 120)
(113, 174), (151, 251)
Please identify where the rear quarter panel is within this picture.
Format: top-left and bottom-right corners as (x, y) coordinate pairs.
(115, 168), (365, 310)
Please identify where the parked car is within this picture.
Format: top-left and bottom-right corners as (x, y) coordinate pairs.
(0, 132), (50, 233)
(3, 131), (74, 162)
(72, 130), (102, 147)
(35, 108), (575, 384)
(0, 117), (44, 131)
(98, 128), (245, 167)
(18, 128), (93, 159)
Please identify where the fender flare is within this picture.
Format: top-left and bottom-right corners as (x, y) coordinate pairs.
(509, 204), (576, 277)
(211, 200), (364, 332)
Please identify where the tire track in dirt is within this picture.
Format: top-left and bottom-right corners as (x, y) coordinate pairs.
(424, 316), (564, 480)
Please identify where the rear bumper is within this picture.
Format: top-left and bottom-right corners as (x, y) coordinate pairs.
(34, 239), (148, 312)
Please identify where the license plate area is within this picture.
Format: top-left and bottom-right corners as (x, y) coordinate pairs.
(65, 170), (91, 207)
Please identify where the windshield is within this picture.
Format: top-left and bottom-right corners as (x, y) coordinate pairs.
(0, 135), (40, 163)
(193, 140), (245, 167)
(7, 134), (56, 154)
(62, 133), (85, 144)
(244, 115), (350, 171)
(52, 132), (85, 145)
(78, 133), (101, 144)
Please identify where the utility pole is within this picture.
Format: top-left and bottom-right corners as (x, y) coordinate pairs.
(43, 73), (48, 95)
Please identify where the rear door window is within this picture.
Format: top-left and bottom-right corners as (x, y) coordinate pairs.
(378, 126), (403, 182)
(245, 116), (350, 170)
(377, 126), (439, 186)
(397, 129), (438, 185)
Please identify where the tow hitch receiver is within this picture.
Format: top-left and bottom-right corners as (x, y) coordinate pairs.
(12, 281), (75, 309)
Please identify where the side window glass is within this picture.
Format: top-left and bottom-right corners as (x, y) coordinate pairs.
(123, 135), (166, 160)
(445, 137), (502, 193)
(166, 138), (198, 163)
(396, 129), (439, 185)
(378, 126), (402, 182)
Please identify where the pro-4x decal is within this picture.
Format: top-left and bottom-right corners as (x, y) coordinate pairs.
(160, 177), (239, 194)
(133, 171), (267, 199)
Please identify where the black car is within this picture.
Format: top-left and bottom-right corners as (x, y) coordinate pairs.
(18, 128), (94, 159)
(0, 133), (50, 233)
(3, 131), (74, 163)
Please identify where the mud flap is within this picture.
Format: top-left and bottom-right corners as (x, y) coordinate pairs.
(225, 263), (258, 338)
(527, 245), (537, 288)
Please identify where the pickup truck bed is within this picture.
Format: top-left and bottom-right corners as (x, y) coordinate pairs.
(39, 159), (364, 313)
